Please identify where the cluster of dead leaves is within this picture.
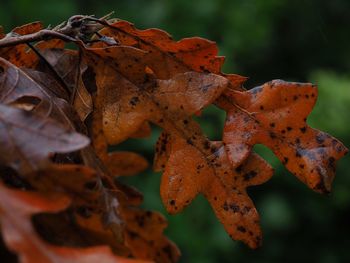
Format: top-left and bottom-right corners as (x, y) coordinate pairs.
(0, 15), (347, 263)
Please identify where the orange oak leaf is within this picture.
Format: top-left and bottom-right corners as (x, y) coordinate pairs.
(83, 44), (273, 247)
(0, 183), (149, 263)
(75, 207), (180, 263)
(98, 20), (246, 89)
(123, 208), (180, 263)
(156, 134), (273, 248)
(28, 164), (100, 204)
(221, 80), (348, 193)
(103, 152), (149, 176)
(84, 45), (229, 144)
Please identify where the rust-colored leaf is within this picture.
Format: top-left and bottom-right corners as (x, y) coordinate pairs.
(0, 22), (65, 68)
(221, 80), (348, 193)
(0, 183), (148, 263)
(123, 208), (180, 263)
(158, 134), (273, 248)
(84, 45), (229, 144)
(99, 20), (224, 78)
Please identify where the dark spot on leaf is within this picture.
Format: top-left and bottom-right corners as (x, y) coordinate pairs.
(129, 96), (140, 106)
(300, 127), (307, 133)
(128, 231), (138, 240)
(229, 204), (240, 212)
(186, 138), (193, 145)
(235, 164), (243, 173)
(269, 131), (277, 139)
(244, 171), (257, 181)
(223, 202), (229, 211)
(201, 84), (212, 92)
(295, 150), (302, 158)
(237, 226), (246, 233)
(84, 180), (97, 191)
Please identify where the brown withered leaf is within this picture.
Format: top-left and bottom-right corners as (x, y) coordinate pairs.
(220, 80), (348, 193)
(39, 48), (93, 121)
(0, 183), (149, 263)
(0, 57), (76, 128)
(0, 103), (89, 174)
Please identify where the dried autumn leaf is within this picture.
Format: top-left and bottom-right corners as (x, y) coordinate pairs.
(123, 208), (180, 263)
(0, 183), (149, 263)
(0, 57), (77, 128)
(75, 207), (180, 263)
(104, 152), (148, 176)
(0, 103), (89, 174)
(157, 134), (273, 248)
(98, 20), (249, 93)
(83, 43), (274, 247)
(0, 22), (65, 68)
(221, 80), (348, 193)
(88, 77), (149, 176)
(84, 45), (229, 144)
(28, 164), (99, 203)
(39, 48), (93, 121)
(98, 20), (224, 78)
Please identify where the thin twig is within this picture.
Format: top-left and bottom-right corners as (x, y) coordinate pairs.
(0, 29), (77, 48)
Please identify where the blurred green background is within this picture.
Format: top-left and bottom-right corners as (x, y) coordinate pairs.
(1, 0), (350, 262)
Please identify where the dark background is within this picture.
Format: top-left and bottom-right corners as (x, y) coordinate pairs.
(1, 1), (350, 262)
